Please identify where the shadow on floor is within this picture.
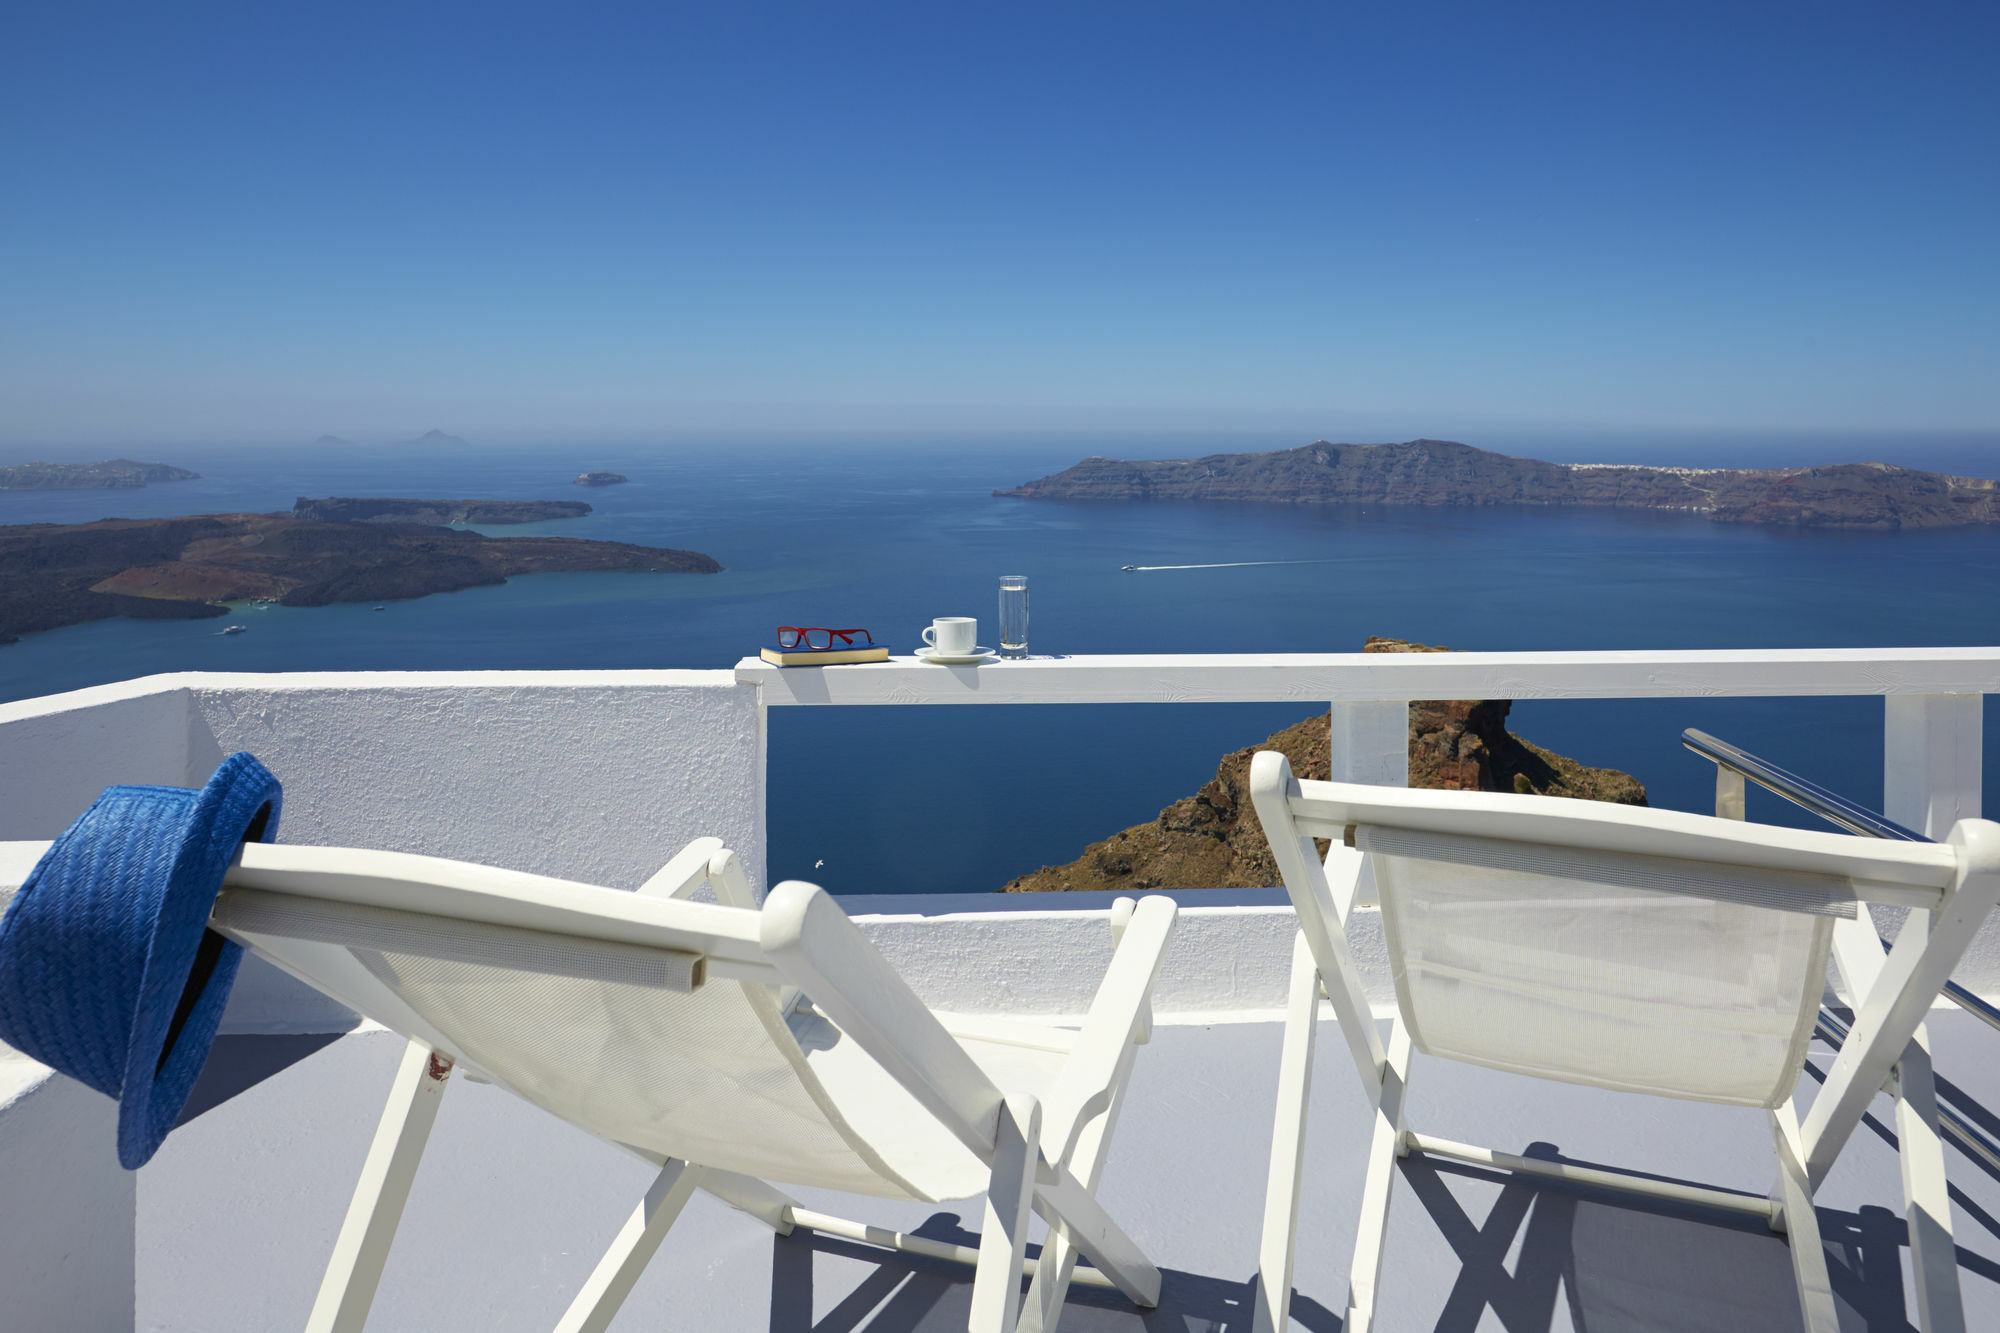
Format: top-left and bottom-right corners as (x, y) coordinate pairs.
(765, 1212), (1343, 1332)
(177, 1032), (346, 1126)
(1399, 1146), (2000, 1333)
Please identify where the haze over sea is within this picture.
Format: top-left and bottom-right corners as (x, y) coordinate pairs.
(5, 432), (2000, 896)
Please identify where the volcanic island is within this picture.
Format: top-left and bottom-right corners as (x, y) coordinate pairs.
(0, 496), (720, 644)
(999, 438), (2000, 530)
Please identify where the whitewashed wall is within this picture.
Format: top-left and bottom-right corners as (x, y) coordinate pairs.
(0, 1047), (133, 1332)
(0, 671), (768, 1031)
(183, 671), (764, 892)
(0, 679), (191, 841)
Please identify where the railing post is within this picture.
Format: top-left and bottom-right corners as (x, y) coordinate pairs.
(1327, 702), (1408, 907)
(1884, 695), (1982, 839)
(1329, 702), (1409, 790)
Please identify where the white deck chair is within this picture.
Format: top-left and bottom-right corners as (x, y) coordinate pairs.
(1244, 751), (2000, 1333)
(174, 836), (1176, 1333)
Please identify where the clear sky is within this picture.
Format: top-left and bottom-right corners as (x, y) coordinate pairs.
(2, 1), (1996, 447)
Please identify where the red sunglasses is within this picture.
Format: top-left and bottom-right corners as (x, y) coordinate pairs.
(776, 626), (875, 650)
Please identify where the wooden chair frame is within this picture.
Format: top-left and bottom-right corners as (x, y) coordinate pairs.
(197, 838), (1177, 1333)
(1245, 750), (2000, 1333)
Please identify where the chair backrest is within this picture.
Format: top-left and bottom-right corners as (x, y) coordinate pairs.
(1249, 752), (1965, 1109)
(207, 843), (996, 1200)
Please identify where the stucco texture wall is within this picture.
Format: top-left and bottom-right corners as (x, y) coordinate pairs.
(185, 672), (764, 894)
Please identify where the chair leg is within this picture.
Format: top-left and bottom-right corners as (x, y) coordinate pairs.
(1019, 1018), (1148, 1332)
(553, 1160), (704, 1333)
(1031, 1162), (1161, 1308)
(1252, 931), (1323, 1333)
(970, 1096), (1042, 1333)
(1771, 1101), (1840, 1333)
(697, 1168), (798, 1235)
(1893, 1030), (1967, 1333)
(1346, 1022), (1412, 1333)
(307, 1039), (454, 1333)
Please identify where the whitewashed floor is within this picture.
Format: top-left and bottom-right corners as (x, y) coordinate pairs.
(139, 1012), (2000, 1331)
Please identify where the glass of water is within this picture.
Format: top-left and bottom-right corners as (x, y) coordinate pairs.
(998, 574), (1029, 656)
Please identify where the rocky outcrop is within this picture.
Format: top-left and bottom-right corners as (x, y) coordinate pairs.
(998, 439), (2000, 530)
(0, 460), (198, 491)
(574, 472), (630, 487)
(0, 511), (720, 644)
(291, 497), (592, 524)
(1000, 635), (1645, 893)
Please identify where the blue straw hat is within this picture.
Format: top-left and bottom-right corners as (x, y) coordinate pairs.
(0, 753), (281, 1168)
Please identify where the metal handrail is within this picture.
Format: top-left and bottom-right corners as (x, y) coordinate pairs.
(1679, 727), (2000, 1040)
(1681, 727), (1928, 842)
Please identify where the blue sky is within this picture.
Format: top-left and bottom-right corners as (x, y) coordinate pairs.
(2, 1), (1996, 447)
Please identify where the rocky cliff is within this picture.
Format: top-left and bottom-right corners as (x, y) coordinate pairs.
(0, 460), (199, 491)
(1001, 636), (1645, 893)
(997, 439), (2000, 530)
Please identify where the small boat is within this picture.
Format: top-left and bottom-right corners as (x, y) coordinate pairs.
(373, 605), (386, 611)
(221, 625), (247, 636)
(1121, 565), (1137, 572)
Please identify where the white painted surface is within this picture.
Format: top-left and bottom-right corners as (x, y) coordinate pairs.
(0, 1049), (134, 1333)
(0, 679), (190, 839)
(1885, 694), (1984, 838)
(0, 670), (767, 1033)
(738, 646), (2000, 705)
(183, 671), (764, 892)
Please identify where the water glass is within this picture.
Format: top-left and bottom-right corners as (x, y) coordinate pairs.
(998, 574), (1029, 656)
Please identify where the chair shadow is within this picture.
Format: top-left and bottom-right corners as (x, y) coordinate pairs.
(1801, 1054), (2000, 1252)
(766, 1212), (1343, 1333)
(1402, 1142), (1998, 1333)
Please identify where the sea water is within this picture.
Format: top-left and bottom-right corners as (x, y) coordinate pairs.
(4, 437), (2000, 896)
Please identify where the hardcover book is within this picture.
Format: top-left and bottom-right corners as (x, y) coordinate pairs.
(759, 643), (891, 666)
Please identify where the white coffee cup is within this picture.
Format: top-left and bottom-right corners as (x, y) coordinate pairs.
(922, 617), (977, 655)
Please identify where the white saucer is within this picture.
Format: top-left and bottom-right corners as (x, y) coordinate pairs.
(915, 646), (999, 665)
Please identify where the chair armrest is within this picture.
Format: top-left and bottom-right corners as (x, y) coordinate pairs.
(1039, 895), (1179, 1169)
(761, 880), (1008, 1159)
(636, 838), (725, 900)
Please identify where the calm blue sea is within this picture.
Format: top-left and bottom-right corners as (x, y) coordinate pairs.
(5, 437), (2000, 895)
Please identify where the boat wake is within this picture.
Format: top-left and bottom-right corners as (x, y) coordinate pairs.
(1120, 559), (1331, 572)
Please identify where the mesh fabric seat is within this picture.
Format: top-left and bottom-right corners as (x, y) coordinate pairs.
(1245, 752), (2000, 1333)
(1371, 839), (1838, 1106)
(170, 837), (1179, 1333)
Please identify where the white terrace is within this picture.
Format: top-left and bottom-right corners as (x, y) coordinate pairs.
(1, 648), (1998, 1331)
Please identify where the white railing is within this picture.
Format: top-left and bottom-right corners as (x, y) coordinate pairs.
(738, 646), (1989, 837)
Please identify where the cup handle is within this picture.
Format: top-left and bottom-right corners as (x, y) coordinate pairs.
(922, 626), (937, 647)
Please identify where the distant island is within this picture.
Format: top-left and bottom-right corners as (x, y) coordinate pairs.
(405, 429), (470, 448)
(0, 460), (199, 492)
(998, 438), (2000, 530)
(0, 505), (720, 644)
(574, 471), (629, 487)
(292, 497), (592, 524)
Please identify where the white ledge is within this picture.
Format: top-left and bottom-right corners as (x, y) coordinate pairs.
(737, 647), (2000, 706)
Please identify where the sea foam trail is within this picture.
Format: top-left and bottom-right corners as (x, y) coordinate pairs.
(1123, 559), (1332, 571)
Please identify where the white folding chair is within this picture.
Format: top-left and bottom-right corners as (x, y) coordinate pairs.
(184, 836), (1176, 1333)
(1245, 750), (2000, 1333)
